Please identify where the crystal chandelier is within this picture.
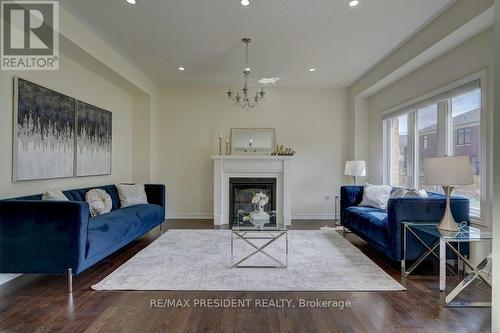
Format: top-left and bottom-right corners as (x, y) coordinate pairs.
(227, 38), (266, 110)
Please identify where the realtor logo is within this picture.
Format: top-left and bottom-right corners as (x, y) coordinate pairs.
(1, 1), (59, 70)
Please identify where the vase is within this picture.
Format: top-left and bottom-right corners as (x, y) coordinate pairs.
(251, 203), (270, 229)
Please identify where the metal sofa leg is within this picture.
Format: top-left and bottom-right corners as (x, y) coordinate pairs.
(159, 223), (163, 235)
(67, 268), (73, 293)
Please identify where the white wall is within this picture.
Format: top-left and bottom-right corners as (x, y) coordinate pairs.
(153, 86), (349, 219)
(0, 54), (135, 198)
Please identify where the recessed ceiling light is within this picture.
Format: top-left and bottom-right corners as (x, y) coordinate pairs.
(241, 0), (250, 6)
(309, 68), (316, 72)
(126, 0), (136, 4)
(178, 66), (185, 71)
(348, 0), (359, 7)
(258, 78), (280, 85)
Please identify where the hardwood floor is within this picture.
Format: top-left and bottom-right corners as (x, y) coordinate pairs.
(0, 220), (491, 333)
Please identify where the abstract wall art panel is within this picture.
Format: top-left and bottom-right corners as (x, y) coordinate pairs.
(14, 78), (76, 181)
(76, 101), (112, 177)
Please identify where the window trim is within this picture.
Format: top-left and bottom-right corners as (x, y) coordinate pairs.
(382, 71), (487, 223)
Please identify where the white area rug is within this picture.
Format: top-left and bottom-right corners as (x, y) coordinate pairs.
(92, 230), (405, 291)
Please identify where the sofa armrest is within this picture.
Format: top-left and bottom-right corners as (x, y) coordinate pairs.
(0, 200), (89, 275)
(340, 186), (364, 224)
(145, 184), (166, 212)
(387, 196), (470, 260)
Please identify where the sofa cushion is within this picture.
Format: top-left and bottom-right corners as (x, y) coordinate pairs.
(86, 204), (163, 259)
(344, 206), (389, 248)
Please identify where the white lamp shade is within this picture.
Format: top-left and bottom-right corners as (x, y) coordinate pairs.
(344, 160), (366, 177)
(424, 155), (474, 185)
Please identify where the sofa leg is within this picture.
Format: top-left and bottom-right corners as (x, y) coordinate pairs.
(159, 223), (163, 235)
(67, 268), (73, 293)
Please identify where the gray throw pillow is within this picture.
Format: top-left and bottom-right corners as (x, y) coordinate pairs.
(359, 183), (393, 210)
(42, 190), (69, 201)
(390, 188), (428, 199)
(116, 184), (148, 208)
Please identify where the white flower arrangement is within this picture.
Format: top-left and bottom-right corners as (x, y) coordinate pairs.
(250, 192), (270, 228)
(251, 192), (269, 207)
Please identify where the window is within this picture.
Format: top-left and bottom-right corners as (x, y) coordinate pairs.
(417, 104), (439, 193)
(388, 114), (410, 187)
(384, 80), (482, 217)
(456, 128), (471, 145)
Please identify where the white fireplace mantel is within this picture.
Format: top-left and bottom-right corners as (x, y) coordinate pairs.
(211, 155), (293, 226)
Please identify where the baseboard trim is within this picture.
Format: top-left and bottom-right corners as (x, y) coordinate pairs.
(166, 213), (338, 220)
(292, 214), (337, 220)
(166, 213), (214, 219)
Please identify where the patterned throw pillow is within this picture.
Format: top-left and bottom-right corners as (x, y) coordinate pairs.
(86, 189), (112, 217)
(116, 184), (148, 208)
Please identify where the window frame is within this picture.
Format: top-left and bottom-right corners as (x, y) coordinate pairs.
(382, 72), (487, 223)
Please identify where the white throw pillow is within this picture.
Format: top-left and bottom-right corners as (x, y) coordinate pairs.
(86, 189), (112, 217)
(42, 190), (69, 201)
(359, 183), (393, 210)
(390, 188), (428, 199)
(116, 184), (148, 208)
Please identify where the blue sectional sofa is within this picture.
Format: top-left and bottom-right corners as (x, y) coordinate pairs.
(340, 186), (469, 262)
(0, 184), (165, 282)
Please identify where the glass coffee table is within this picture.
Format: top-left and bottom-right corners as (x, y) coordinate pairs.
(231, 210), (288, 268)
(402, 222), (492, 307)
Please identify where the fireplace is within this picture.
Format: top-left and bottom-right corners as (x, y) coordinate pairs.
(212, 155), (292, 226)
(229, 177), (277, 224)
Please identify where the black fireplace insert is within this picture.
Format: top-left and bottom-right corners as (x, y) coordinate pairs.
(229, 177), (277, 224)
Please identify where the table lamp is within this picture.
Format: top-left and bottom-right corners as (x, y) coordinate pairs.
(344, 160), (366, 185)
(424, 155), (474, 231)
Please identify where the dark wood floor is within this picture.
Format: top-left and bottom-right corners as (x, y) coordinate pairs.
(0, 220), (491, 333)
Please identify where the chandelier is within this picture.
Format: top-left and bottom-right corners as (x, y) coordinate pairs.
(227, 38), (266, 110)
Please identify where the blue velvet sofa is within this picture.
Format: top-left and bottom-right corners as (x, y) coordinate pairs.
(340, 186), (469, 262)
(0, 184), (165, 280)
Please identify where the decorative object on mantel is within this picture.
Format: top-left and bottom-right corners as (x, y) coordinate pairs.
(218, 133), (224, 155)
(226, 38), (266, 111)
(231, 128), (275, 155)
(344, 160), (366, 185)
(271, 145), (295, 156)
(225, 139), (230, 155)
(424, 155), (474, 231)
(249, 192), (270, 229)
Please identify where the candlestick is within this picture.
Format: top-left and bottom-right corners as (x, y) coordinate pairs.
(218, 137), (223, 155)
(225, 139), (230, 155)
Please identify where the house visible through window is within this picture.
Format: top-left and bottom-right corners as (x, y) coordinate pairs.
(384, 81), (482, 217)
(456, 127), (471, 145)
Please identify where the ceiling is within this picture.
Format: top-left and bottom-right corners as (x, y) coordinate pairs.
(61, 0), (455, 87)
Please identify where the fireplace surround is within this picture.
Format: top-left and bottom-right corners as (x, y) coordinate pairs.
(212, 155), (293, 226)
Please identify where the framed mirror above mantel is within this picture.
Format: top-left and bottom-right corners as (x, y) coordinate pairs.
(230, 128), (275, 155)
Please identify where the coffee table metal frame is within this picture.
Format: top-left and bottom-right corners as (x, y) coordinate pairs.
(231, 229), (288, 268)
